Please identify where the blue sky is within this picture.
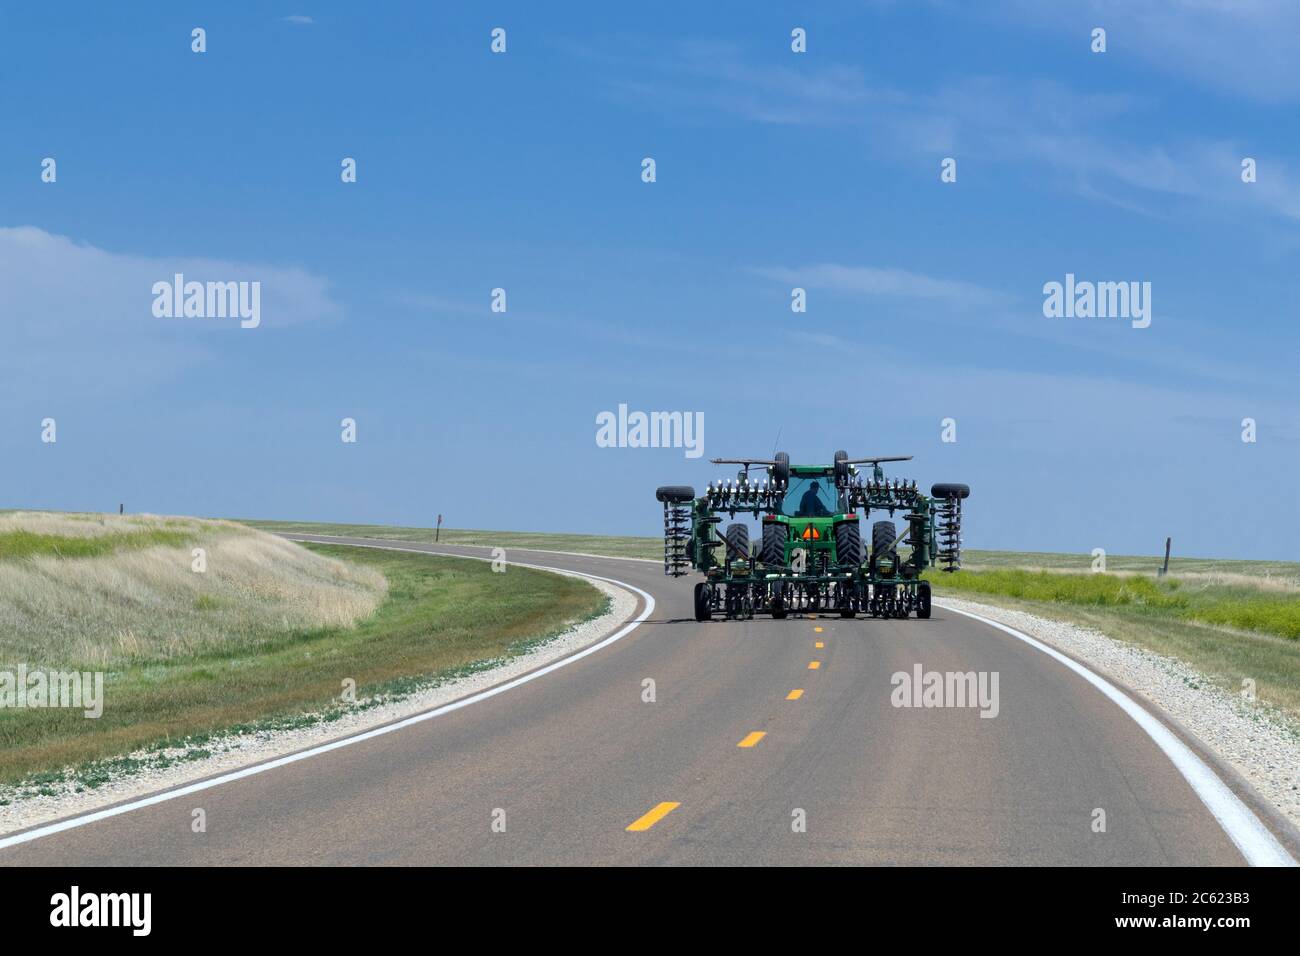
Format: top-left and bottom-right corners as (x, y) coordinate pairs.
(2, 1), (1298, 559)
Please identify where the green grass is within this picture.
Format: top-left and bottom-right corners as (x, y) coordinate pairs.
(0, 527), (194, 561)
(0, 544), (605, 787)
(928, 567), (1300, 640)
(1177, 598), (1300, 640)
(959, 548), (1300, 583)
(932, 567), (1188, 609)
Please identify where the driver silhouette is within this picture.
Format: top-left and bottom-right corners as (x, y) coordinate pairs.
(799, 480), (831, 517)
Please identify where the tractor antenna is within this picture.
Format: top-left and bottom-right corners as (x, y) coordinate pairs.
(770, 426), (782, 458)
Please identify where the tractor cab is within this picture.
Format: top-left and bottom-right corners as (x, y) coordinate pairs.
(768, 465), (854, 566)
(782, 469), (846, 518)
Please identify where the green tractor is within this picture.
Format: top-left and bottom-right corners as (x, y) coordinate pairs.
(655, 451), (969, 622)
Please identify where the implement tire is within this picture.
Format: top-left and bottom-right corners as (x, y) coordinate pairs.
(770, 580), (788, 619)
(655, 485), (696, 503)
(771, 451), (791, 487)
(917, 581), (932, 619)
(694, 582), (712, 622)
(871, 520), (897, 572)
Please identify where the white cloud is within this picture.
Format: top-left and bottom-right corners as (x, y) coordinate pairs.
(280, 15), (314, 25)
(0, 226), (343, 399)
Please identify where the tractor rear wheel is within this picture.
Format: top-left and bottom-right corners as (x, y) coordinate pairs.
(871, 520), (897, 573)
(761, 522), (787, 566)
(694, 582), (712, 622)
(724, 523), (749, 562)
(834, 520), (862, 567)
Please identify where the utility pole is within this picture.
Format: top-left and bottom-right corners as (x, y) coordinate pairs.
(1158, 537), (1171, 577)
(435, 514), (442, 542)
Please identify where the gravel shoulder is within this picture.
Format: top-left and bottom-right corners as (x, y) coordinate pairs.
(938, 596), (1300, 839)
(0, 570), (636, 836)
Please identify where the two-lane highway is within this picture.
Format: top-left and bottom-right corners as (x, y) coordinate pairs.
(1, 536), (1291, 865)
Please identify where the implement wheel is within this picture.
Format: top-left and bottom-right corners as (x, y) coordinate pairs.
(693, 583), (712, 622)
(770, 580), (788, 619)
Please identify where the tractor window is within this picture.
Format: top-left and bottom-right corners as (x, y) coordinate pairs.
(783, 476), (839, 518)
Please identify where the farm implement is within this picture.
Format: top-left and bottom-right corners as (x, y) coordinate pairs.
(656, 451), (969, 622)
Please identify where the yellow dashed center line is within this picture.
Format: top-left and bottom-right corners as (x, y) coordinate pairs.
(737, 731), (767, 748)
(814, 626), (824, 633)
(808, 660), (821, 670)
(786, 689), (804, 700)
(815, 641), (824, 649)
(626, 801), (681, 831)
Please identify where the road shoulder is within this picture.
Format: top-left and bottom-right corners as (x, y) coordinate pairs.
(0, 559), (638, 839)
(937, 595), (1300, 858)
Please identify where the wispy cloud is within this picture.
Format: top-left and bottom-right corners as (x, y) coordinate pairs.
(280, 15), (314, 26)
(753, 263), (1009, 309)
(599, 41), (1300, 224)
(0, 226), (342, 399)
(998, 0), (1300, 104)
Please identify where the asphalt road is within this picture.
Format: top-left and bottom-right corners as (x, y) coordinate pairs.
(0, 536), (1289, 866)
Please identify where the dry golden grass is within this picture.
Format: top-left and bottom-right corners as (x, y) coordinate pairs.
(0, 513), (386, 667)
(0, 511), (195, 539)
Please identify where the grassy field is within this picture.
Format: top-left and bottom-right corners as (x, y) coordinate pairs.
(928, 567), (1300, 716)
(0, 513), (386, 666)
(932, 568), (1300, 639)
(243, 518), (1300, 720)
(0, 515), (605, 788)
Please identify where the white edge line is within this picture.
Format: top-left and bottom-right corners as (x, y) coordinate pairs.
(0, 545), (655, 852)
(936, 600), (1296, 868)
